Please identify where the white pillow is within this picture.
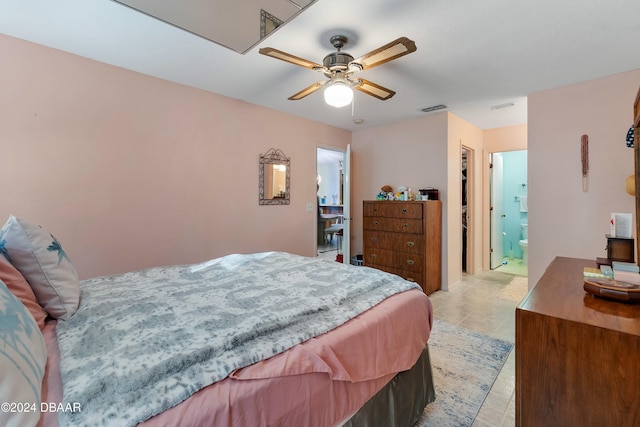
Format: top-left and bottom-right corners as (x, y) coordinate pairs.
(0, 280), (47, 427)
(0, 216), (79, 320)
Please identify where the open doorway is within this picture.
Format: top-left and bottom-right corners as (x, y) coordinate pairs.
(316, 147), (345, 260)
(461, 146), (473, 274)
(489, 152), (504, 269)
(489, 150), (528, 276)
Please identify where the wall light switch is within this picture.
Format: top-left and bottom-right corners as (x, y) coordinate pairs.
(306, 202), (314, 212)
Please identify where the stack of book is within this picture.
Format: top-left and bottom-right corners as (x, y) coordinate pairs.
(612, 261), (640, 284)
(583, 265), (613, 279)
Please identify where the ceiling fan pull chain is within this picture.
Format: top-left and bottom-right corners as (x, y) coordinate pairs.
(351, 94), (355, 116)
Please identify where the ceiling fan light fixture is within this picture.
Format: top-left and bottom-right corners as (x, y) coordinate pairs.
(324, 82), (353, 108)
(260, 35), (416, 104)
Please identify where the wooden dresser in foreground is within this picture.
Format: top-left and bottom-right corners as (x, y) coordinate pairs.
(362, 200), (442, 294)
(516, 257), (640, 427)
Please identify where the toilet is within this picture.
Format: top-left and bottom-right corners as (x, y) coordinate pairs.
(519, 223), (528, 265)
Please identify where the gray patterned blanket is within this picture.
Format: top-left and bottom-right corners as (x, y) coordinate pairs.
(55, 252), (420, 427)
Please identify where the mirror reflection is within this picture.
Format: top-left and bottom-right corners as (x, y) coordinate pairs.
(265, 164), (287, 199)
(113, 0), (317, 53)
(259, 148), (290, 205)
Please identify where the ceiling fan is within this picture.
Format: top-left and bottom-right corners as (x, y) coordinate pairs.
(259, 35), (417, 107)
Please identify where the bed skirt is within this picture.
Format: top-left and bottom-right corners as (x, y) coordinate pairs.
(342, 344), (436, 427)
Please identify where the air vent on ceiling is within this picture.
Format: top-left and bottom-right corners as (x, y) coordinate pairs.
(490, 102), (514, 110)
(421, 104), (448, 113)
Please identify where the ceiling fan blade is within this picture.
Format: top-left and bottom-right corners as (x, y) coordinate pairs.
(288, 81), (325, 100)
(352, 37), (417, 71)
(259, 47), (322, 70)
(354, 79), (396, 100)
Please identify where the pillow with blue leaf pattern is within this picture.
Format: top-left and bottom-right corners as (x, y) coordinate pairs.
(0, 216), (79, 320)
(0, 279), (47, 427)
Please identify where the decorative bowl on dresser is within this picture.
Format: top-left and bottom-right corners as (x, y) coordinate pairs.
(362, 200), (442, 294)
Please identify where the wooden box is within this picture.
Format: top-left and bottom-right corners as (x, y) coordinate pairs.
(606, 235), (634, 262)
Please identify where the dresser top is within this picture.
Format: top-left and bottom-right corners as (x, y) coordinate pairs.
(518, 256), (640, 336)
(364, 200), (441, 204)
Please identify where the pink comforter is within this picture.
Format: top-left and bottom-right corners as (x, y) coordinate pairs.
(39, 288), (432, 427)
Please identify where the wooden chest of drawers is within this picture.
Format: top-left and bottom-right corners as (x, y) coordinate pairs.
(362, 200), (442, 294)
(516, 257), (640, 426)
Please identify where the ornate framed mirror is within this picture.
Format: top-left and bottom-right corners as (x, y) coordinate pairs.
(259, 148), (290, 205)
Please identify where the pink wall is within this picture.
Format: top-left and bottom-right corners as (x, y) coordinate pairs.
(484, 125), (527, 153)
(351, 112), (501, 290)
(0, 34), (350, 279)
(351, 113), (451, 287)
(528, 69), (640, 284)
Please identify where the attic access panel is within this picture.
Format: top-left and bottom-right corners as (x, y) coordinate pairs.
(112, 0), (317, 54)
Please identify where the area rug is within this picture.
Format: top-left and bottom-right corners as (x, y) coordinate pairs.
(415, 319), (513, 427)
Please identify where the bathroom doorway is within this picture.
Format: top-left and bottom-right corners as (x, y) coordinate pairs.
(489, 150), (528, 276)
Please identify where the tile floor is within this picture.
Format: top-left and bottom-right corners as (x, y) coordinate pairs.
(494, 257), (528, 276)
(428, 270), (529, 427)
(317, 240), (340, 261)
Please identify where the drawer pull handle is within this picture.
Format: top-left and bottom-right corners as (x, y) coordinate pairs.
(406, 277), (415, 282)
(407, 259), (415, 266)
(402, 208), (407, 213)
(403, 223), (408, 228)
(406, 241), (415, 247)
(371, 253), (377, 259)
(374, 221), (380, 226)
(371, 237), (378, 242)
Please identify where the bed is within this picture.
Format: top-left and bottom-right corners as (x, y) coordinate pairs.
(0, 216), (435, 427)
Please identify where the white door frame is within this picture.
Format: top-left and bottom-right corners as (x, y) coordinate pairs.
(342, 144), (351, 263)
(490, 152), (505, 269)
(316, 145), (350, 262)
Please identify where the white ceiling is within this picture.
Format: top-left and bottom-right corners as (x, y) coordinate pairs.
(111, 0), (316, 53)
(2, 0), (640, 131)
